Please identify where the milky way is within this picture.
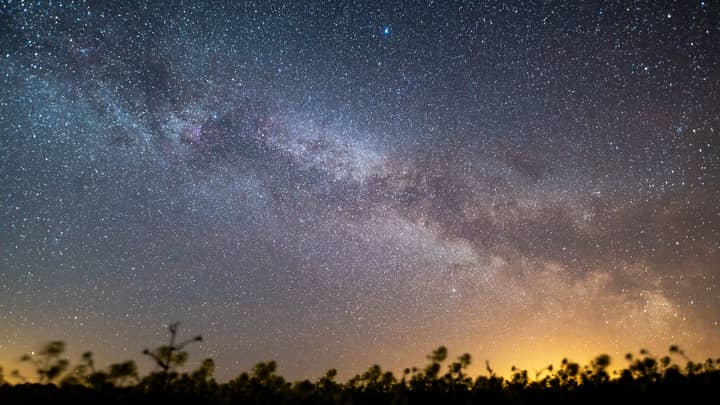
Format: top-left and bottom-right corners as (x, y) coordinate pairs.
(1, 1), (719, 380)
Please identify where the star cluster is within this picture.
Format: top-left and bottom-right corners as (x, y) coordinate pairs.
(0, 1), (718, 379)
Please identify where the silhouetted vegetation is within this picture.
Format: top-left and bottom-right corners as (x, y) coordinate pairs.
(1, 324), (719, 404)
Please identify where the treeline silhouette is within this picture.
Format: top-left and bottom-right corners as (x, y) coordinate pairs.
(1, 323), (719, 404)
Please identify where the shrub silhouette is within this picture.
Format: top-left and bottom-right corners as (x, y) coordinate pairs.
(1, 332), (719, 405)
(141, 321), (202, 391)
(19, 341), (69, 384)
(142, 322), (202, 373)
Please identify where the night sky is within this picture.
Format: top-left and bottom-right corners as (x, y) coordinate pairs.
(1, 1), (719, 380)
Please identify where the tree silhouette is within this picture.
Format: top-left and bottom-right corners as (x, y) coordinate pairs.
(142, 321), (202, 389)
(424, 346), (448, 380)
(590, 354), (611, 383)
(190, 358), (215, 382)
(59, 351), (95, 387)
(2, 336), (720, 404)
(108, 360), (139, 387)
(19, 340), (69, 384)
(446, 353), (472, 386)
